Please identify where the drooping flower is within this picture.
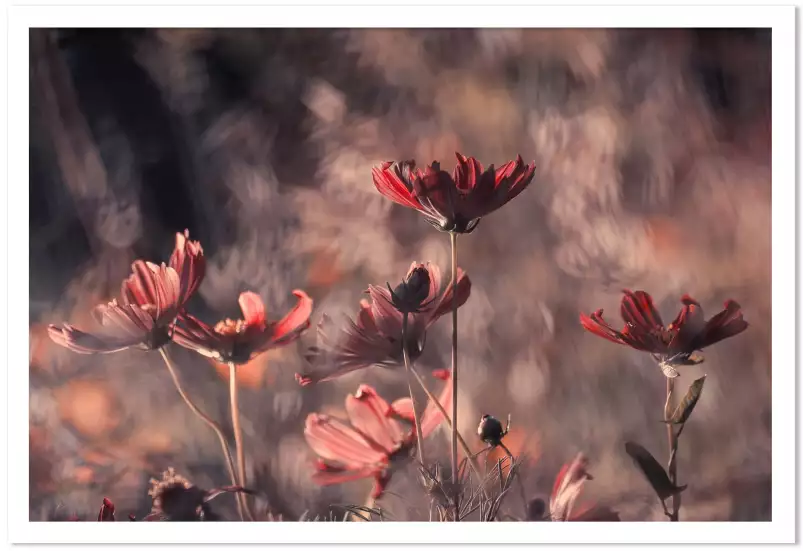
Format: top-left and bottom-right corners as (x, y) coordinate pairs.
(142, 467), (253, 521)
(295, 262), (470, 386)
(304, 369), (453, 499)
(48, 230), (205, 354)
(173, 290), (313, 365)
(580, 290), (748, 376)
(372, 152), (536, 234)
(534, 453), (620, 522)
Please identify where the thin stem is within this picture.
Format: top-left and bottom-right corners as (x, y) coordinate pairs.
(449, 230), (459, 521)
(401, 312), (426, 467)
(158, 347), (244, 521)
(665, 377), (680, 522)
(408, 363), (482, 481)
(229, 361), (255, 521)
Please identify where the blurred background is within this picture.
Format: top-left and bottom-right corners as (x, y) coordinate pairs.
(29, 28), (771, 522)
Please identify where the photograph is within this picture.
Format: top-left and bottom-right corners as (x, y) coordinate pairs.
(11, 4), (793, 546)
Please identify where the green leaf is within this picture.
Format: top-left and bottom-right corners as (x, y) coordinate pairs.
(624, 442), (687, 501)
(666, 375), (706, 425)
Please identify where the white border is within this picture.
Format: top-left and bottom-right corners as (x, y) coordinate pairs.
(8, 3), (795, 545)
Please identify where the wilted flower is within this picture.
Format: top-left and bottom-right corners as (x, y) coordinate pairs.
(542, 453), (620, 522)
(372, 152), (536, 233)
(173, 290), (313, 364)
(304, 369), (453, 499)
(580, 290), (748, 376)
(48, 230), (205, 354)
(143, 467), (253, 521)
(296, 262), (470, 386)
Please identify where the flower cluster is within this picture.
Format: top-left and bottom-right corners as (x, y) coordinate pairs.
(47, 149), (751, 522)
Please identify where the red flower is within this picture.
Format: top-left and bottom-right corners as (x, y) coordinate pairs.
(549, 454), (620, 522)
(295, 262), (470, 386)
(48, 231), (205, 354)
(580, 290), (748, 370)
(97, 497), (115, 522)
(173, 290), (313, 364)
(304, 369), (453, 499)
(372, 152), (536, 233)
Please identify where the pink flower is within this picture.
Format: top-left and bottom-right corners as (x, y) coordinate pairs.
(174, 290), (313, 364)
(304, 369), (453, 499)
(372, 152), (536, 233)
(549, 454), (619, 522)
(48, 231), (206, 354)
(295, 262), (470, 386)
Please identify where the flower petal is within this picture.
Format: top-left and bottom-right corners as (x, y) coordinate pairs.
(692, 299), (749, 350)
(419, 368), (452, 439)
(47, 324), (141, 354)
(238, 292), (266, 328)
(550, 453), (592, 522)
(304, 413), (387, 467)
(268, 290), (313, 345)
(346, 385), (405, 453)
(169, 230), (206, 306)
(428, 268), (472, 325)
(372, 161), (423, 211)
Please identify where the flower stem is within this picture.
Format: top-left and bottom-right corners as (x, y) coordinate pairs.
(449, 230), (459, 521)
(158, 346), (244, 521)
(401, 312), (426, 467)
(229, 361), (255, 521)
(665, 376), (680, 522)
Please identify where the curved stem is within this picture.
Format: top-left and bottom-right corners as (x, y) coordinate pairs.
(158, 347), (244, 521)
(229, 361), (255, 521)
(401, 312), (426, 467)
(449, 231), (459, 521)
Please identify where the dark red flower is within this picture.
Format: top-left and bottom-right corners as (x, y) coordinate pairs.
(549, 453), (620, 522)
(580, 290), (748, 372)
(304, 369), (452, 499)
(372, 152), (536, 234)
(173, 290), (313, 364)
(48, 231), (206, 354)
(295, 262), (470, 386)
(97, 497), (115, 522)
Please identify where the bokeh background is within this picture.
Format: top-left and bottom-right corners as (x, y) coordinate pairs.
(29, 28), (771, 521)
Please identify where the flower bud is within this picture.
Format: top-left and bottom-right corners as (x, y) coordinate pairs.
(388, 265), (432, 313)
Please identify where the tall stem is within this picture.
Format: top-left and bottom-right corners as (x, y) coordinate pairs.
(401, 312), (426, 467)
(665, 376), (680, 521)
(229, 361), (255, 521)
(449, 231), (459, 521)
(158, 347), (244, 521)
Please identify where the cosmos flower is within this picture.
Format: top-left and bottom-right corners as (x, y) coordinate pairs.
(48, 230), (206, 354)
(173, 290), (313, 364)
(580, 290), (748, 376)
(372, 152), (536, 234)
(527, 453), (620, 522)
(295, 262), (470, 386)
(304, 369), (453, 499)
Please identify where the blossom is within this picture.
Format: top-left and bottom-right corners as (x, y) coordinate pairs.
(48, 230), (205, 354)
(97, 498), (115, 522)
(295, 262), (470, 386)
(372, 152), (536, 233)
(580, 290), (748, 372)
(304, 369), (453, 499)
(173, 290), (313, 364)
(547, 453), (620, 522)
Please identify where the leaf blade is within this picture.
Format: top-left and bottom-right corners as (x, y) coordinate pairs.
(668, 375), (706, 425)
(624, 441), (686, 501)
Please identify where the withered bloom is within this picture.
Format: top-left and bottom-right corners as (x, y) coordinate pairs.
(304, 369), (452, 499)
(48, 230), (206, 354)
(142, 467), (254, 522)
(547, 453), (620, 522)
(580, 290), (748, 376)
(372, 152), (536, 234)
(174, 290), (313, 364)
(296, 262), (470, 386)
